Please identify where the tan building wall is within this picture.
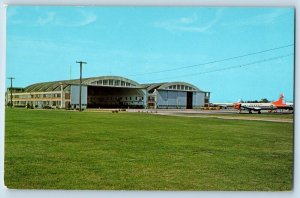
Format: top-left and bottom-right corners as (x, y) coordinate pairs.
(6, 90), (70, 108)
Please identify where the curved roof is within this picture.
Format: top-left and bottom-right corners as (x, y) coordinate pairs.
(23, 76), (205, 93)
(157, 82), (201, 92)
(25, 76), (140, 92)
(25, 82), (64, 92)
(85, 76), (139, 87)
(143, 82), (202, 93)
(140, 83), (165, 93)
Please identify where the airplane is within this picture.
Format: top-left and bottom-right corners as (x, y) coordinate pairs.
(233, 93), (293, 114)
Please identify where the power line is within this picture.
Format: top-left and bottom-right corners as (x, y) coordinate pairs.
(149, 53), (293, 82)
(128, 44), (294, 77)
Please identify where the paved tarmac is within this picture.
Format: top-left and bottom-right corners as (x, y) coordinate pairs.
(126, 109), (294, 123)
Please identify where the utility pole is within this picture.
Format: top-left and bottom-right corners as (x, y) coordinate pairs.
(76, 61), (87, 111)
(7, 77), (15, 108)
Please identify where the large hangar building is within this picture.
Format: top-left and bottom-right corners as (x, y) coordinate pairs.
(6, 76), (210, 109)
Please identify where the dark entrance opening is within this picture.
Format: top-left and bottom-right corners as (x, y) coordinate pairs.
(87, 86), (144, 108)
(186, 92), (193, 109)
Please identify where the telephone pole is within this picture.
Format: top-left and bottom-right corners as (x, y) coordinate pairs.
(7, 77), (15, 108)
(76, 61), (87, 111)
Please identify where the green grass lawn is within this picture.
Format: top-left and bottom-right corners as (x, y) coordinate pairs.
(4, 108), (293, 190)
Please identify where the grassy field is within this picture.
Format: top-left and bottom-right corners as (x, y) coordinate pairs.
(4, 108), (294, 190)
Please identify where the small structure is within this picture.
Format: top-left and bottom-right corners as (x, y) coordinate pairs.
(5, 76), (210, 109)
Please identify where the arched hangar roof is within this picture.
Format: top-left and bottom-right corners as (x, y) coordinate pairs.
(23, 76), (205, 93)
(141, 82), (202, 93)
(158, 82), (201, 91)
(85, 76), (139, 87)
(24, 76), (139, 92)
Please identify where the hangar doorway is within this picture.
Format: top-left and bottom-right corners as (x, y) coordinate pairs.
(186, 92), (193, 109)
(87, 86), (145, 108)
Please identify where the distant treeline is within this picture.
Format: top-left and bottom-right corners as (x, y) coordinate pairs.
(242, 98), (270, 103)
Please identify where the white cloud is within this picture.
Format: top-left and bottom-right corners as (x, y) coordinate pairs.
(55, 10), (97, 27)
(76, 10), (97, 26)
(154, 10), (222, 33)
(7, 36), (80, 53)
(254, 10), (286, 24)
(221, 9), (289, 27)
(37, 12), (56, 26)
(8, 9), (97, 27)
(179, 13), (198, 24)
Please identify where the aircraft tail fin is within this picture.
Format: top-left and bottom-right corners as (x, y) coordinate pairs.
(234, 103), (241, 110)
(234, 99), (242, 110)
(272, 93), (286, 106)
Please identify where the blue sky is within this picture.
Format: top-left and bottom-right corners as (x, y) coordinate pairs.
(6, 6), (294, 102)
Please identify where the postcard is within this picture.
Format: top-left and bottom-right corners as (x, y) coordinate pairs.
(4, 6), (294, 190)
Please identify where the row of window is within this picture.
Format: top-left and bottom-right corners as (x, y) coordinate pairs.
(243, 104), (274, 107)
(90, 79), (135, 87)
(166, 85), (195, 91)
(11, 93), (61, 99)
(88, 96), (144, 101)
(12, 101), (61, 106)
(123, 96), (144, 101)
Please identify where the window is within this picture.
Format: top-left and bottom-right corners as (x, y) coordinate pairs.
(109, 80), (113, 85)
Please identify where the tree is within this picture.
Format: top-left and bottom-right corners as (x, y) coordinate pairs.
(260, 98), (269, 103)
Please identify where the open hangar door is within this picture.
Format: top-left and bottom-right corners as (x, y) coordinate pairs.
(87, 86), (146, 108)
(186, 92), (193, 109)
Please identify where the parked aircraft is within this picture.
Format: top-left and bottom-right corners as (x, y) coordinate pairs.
(233, 94), (293, 114)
